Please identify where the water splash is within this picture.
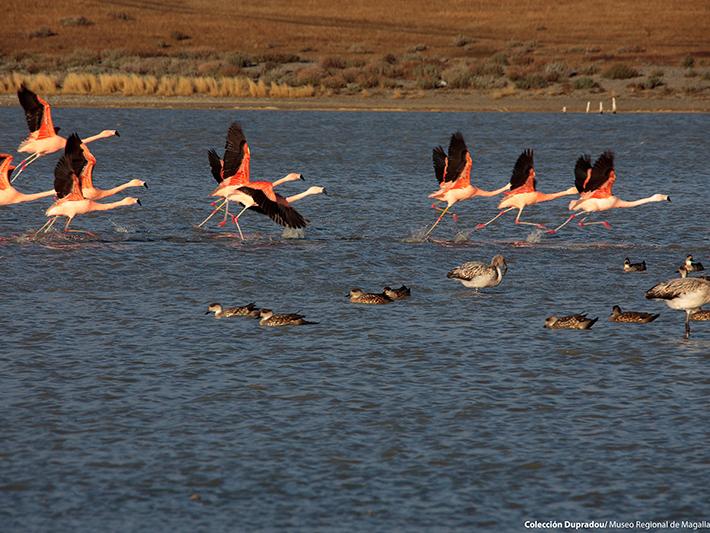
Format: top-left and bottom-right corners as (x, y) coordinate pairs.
(526, 230), (544, 244)
(282, 228), (306, 239)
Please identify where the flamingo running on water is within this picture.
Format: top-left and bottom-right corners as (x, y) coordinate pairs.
(423, 132), (510, 238)
(13, 84), (118, 181)
(35, 149), (140, 235)
(0, 153), (55, 206)
(646, 275), (710, 338)
(475, 149), (577, 230)
(548, 151), (670, 233)
(64, 133), (147, 199)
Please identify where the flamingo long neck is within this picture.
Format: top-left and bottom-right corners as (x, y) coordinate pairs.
(272, 174), (301, 187)
(477, 182), (512, 197)
(85, 181), (135, 200)
(286, 188), (323, 203)
(613, 196), (666, 208)
(82, 131), (113, 144)
(536, 186), (578, 202)
(88, 198), (135, 211)
(17, 189), (56, 202)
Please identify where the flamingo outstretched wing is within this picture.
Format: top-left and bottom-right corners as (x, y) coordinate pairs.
(585, 150), (615, 194)
(0, 154), (13, 190)
(574, 154), (592, 192)
(509, 149), (535, 192)
(239, 186), (307, 229)
(17, 84), (56, 139)
(65, 133), (97, 188)
(53, 155), (84, 200)
(223, 122), (249, 183)
(207, 149), (223, 183)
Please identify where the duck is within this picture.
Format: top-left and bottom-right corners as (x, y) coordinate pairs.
(544, 314), (598, 330)
(347, 288), (393, 305)
(690, 309), (710, 321)
(623, 258), (646, 272)
(383, 285), (411, 300)
(684, 254), (704, 272)
(206, 302), (260, 318)
(677, 267), (710, 280)
(608, 305), (659, 323)
(258, 309), (316, 326)
(447, 255), (507, 289)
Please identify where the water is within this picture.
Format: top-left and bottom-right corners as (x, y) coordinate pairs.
(0, 108), (708, 531)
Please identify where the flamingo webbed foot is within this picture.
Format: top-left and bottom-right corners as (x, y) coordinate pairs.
(602, 221), (612, 229)
(452, 214), (459, 223)
(475, 223), (486, 230)
(218, 220), (227, 227)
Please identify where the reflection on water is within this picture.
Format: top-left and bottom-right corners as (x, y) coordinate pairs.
(0, 108), (708, 530)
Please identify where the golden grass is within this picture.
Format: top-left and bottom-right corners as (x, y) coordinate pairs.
(0, 73), (316, 98)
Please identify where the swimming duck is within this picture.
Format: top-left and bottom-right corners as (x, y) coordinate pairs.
(608, 305), (659, 323)
(690, 309), (710, 321)
(383, 285), (411, 300)
(447, 255), (507, 289)
(258, 309), (316, 326)
(684, 254), (704, 272)
(544, 313), (598, 329)
(623, 257), (646, 272)
(347, 288), (393, 305)
(206, 302), (260, 318)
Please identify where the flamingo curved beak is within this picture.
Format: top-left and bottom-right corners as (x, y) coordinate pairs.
(322, 188), (328, 195)
(143, 183), (149, 189)
(115, 131), (120, 137)
(204, 311), (211, 315)
(667, 196), (671, 202)
(300, 174), (305, 180)
(137, 199), (142, 206)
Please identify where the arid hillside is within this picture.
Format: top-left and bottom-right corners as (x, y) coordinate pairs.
(1, 0), (709, 103)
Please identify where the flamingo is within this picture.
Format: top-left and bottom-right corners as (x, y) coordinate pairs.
(548, 151), (670, 233)
(446, 255), (507, 289)
(63, 133), (147, 199)
(0, 153), (55, 206)
(423, 132), (510, 238)
(198, 121), (306, 235)
(646, 275), (710, 338)
(476, 149), (578, 230)
(13, 84), (118, 181)
(35, 152), (140, 235)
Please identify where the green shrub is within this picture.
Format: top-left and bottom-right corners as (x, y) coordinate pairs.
(513, 74), (548, 89)
(573, 77), (600, 90)
(682, 55), (695, 69)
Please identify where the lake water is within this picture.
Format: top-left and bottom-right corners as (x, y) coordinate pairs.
(0, 107), (708, 531)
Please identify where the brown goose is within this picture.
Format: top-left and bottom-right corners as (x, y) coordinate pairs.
(347, 288), (392, 305)
(544, 314), (598, 330)
(608, 305), (659, 323)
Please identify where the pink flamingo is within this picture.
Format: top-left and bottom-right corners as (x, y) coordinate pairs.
(0, 153), (55, 206)
(13, 84), (118, 181)
(35, 151), (140, 235)
(63, 133), (147, 200)
(475, 149), (577, 230)
(548, 151), (670, 233)
(423, 132), (510, 238)
(198, 122), (305, 236)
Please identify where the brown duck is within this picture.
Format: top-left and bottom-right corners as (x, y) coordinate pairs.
(608, 305), (659, 323)
(544, 313), (598, 330)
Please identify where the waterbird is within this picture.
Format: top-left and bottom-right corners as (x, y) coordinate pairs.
(476, 149), (577, 230)
(347, 288), (393, 305)
(549, 151), (670, 233)
(608, 305), (659, 323)
(258, 309), (317, 326)
(677, 266), (710, 280)
(544, 314), (598, 329)
(683, 254), (704, 272)
(446, 255), (507, 289)
(0, 153), (55, 206)
(36, 150), (140, 235)
(206, 303), (260, 318)
(64, 133), (147, 200)
(383, 285), (411, 300)
(13, 84), (118, 181)
(690, 309), (710, 321)
(423, 132), (510, 238)
(645, 276), (710, 338)
(623, 258), (646, 272)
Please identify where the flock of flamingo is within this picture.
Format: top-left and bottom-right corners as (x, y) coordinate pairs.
(1, 84), (708, 337)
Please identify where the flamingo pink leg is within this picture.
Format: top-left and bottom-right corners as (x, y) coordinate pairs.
(34, 217), (57, 237)
(422, 204), (452, 239)
(547, 212), (588, 234)
(475, 207), (515, 230)
(11, 152), (40, 182)
(218, 201), (230, 227)
(197, 199), (227, 227)
(513, 206), (546, 229)
(579, 219), (612, 229)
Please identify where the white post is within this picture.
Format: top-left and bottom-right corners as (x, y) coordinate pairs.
(612, 97), (617, 114)
(599, 101), (604, 114)
(586, 101), (590, 113)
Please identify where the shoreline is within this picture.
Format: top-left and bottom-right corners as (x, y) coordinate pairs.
(0, 93), (708, 112)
